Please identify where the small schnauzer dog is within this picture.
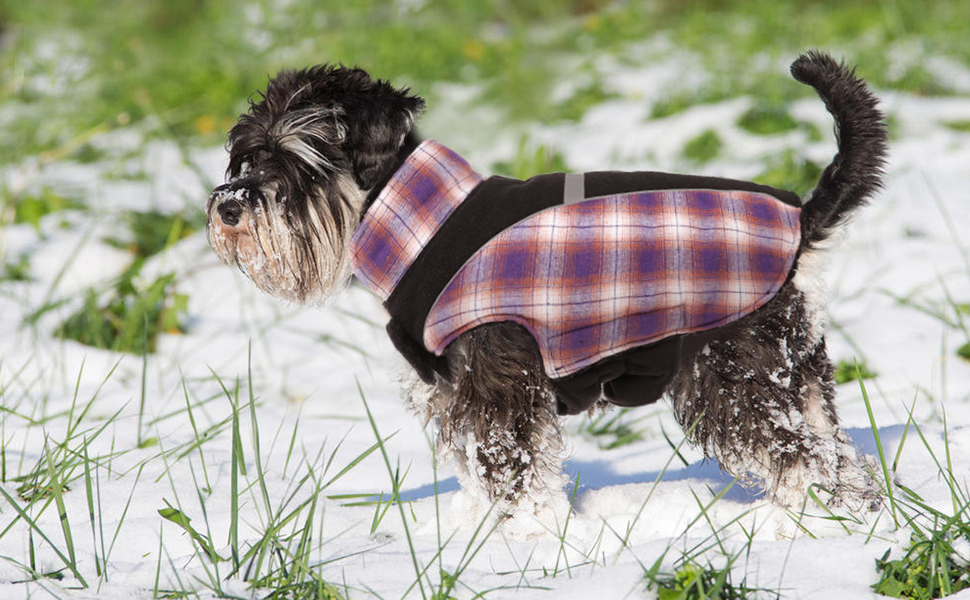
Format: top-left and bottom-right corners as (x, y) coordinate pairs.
(207, 51), (888, 516)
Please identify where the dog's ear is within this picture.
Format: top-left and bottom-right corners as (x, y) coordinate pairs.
(340, 70), (425, 190)
(298, 66), (425, 190)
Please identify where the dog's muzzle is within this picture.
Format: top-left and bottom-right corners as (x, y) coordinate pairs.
(208, 184), (264, 227)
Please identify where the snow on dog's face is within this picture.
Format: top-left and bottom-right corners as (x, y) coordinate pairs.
(206, 65), (423, 304)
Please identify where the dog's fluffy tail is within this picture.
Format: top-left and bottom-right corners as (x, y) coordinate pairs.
(791, 51), (887, 246)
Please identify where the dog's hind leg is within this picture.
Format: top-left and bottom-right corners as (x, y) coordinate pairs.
(670, 285), (882, 511)
(788, 334), (883, 510)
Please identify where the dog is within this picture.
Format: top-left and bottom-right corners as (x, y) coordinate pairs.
(206, 51), (888, 517)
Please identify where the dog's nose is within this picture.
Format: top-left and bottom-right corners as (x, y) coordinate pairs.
(217, 200), (243, 227)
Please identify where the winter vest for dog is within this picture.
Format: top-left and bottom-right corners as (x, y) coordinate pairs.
(350, 140), (802, 414)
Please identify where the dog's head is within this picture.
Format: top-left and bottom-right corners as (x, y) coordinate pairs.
(206, 65), (424, 304)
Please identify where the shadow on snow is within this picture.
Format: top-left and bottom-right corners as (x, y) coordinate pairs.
(394, 426), (906, 505)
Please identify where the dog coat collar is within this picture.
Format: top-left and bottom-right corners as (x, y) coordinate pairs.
(351, 140), (803, 410)
(350, 140), (483, 299)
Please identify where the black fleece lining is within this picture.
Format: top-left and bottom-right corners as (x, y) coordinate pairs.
(583, 171), (801, 207)
(383, 169), (801, 347)
(550, 335), (683, 415)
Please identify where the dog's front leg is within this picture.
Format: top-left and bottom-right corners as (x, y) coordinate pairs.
(434, 323), (567, 519)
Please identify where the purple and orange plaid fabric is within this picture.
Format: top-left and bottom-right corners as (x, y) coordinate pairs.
(350, 140), (483, 299)
(352, 140), (802, 379)
(424, 188), (801, 378)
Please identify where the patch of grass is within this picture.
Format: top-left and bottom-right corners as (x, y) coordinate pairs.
(640, 479), (768, 600)
(681, 129), (722, 165)
(104, 209), (206, 260)
(579, 407), (647, 450)
(56, 266), (188, 354)
(0, 484), (88, 587)
(835, 359), (878, 385)
(884, 285), (970, 364)
(10, 366), (121, 504)
(551, 79), (620, 122)
(69, 142), (109, 164)
(9, 188), (85, 232)
(737, 102), (798, 135)
(649, 90), (728, 121)
(54, 208), (202, 353)
(0, 1), (617, 162)
(154, 362), (367, 599)
(885, 291), (970, 333)
(887, 64), (956, 97)
(3, 0), (969, 167)
(864, 376), (970, 599)
(943, 120), (970, 133)
(652, 1), (969, 92)
(359, 383), (504, 600)
(753, 149), (823, 195)
(1, 255), (32, 282)
(0, 363), (130, 588)
(493, 137), (571, 180)
(650, 95), (699, 120)
(870, 442), (970, 599)
(646, 558), (761, 600)
(874, 526), (970, 599)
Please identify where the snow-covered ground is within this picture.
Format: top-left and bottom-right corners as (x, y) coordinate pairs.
(2, 56), (970, 599)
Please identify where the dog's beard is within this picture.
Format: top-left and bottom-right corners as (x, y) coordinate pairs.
(207, 176), (364, 305)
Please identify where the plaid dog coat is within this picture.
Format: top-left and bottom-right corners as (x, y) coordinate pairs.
(350, 140), (803, 414)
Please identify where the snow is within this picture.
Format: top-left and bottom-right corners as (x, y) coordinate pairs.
(2, 55), (970, 599)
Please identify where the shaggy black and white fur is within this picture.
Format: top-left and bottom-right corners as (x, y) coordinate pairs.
(206, 51), (888, 517)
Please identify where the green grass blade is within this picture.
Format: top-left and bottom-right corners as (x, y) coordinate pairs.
(247, 343), (274, 517)
(858, 368), (899, 527)
(137, 333), (149, 448)
(82, 441), (102, 579)
(323, 436), (391, 491)
(356, 380), (428, 600)
(0, 485), (87, 587)
(158, 500), (222, 564)
(229, 381), (241, 572)
(44, 439), (86, 587)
